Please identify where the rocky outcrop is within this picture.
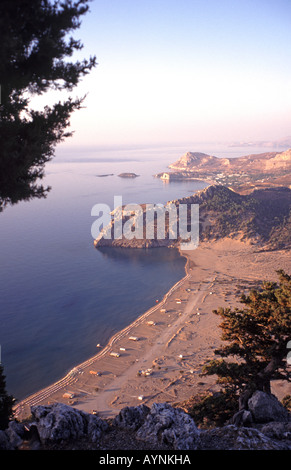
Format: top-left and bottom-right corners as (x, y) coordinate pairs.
(94, 184), (291, 250)
(30, 403), (108, 444)
(261, 421), (291, 441)
(232, 391), (291, 427)
(199, 424), (290, 450)
(135, 402), (200, 450)
(112, 402), (200, 449)
(0, 430), (14, 450)
(112, 404), (150, 431)
(1, 395), (291, 450)
(248, 391), (290, 423)
(169, 151), (223, 171)
(5, 420), (25, 448)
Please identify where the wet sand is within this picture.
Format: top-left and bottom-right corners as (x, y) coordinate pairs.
(15, 239), (290, 421)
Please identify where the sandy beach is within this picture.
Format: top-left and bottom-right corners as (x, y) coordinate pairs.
(15, 239), (290, 421)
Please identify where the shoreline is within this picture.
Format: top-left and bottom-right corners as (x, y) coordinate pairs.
(14, 239), (291, 421)
(14, 248), (191, 420)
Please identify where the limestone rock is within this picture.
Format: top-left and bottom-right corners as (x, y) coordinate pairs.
(248, 391), (290, 423)
(31, 403), (108, 444)
(199, 425), (291, 450)
(231, 409), (253, 426)
(261, 421), (291, 441)
(136, 402), (200, 450)
(3, 400), (290, 450)
(113, 404), (150, 431)
(0, 430), (14, 450)
(5, 421), (25, 448)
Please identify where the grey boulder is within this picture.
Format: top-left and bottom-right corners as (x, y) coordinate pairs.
(248, 391), (290, 423)
(136, 402), (200, 450)
(31, 403), (108, 444)
(113, 404), (150, 431)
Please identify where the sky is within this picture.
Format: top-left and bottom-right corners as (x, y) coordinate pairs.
(39, 0), (291, 149)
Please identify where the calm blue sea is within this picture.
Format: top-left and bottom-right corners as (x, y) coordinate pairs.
(0, 143), (279, 400)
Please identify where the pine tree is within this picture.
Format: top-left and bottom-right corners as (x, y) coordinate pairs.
(202, 269), (291, 411)
(0, 364), (15, 430)
(0, 0), (96, 210)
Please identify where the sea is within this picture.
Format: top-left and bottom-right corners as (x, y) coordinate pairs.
(0, 142), (281, 400)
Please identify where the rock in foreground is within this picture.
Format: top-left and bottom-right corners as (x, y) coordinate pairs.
(248, 391), (290, 423)
(135, 402), (200, 450)
(30, 402), (108, 444)
(2, 397), (291, 450)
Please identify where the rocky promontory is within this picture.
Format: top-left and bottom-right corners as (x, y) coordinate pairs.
(155, 149), (291, 193)
(94, 185), (291, 251)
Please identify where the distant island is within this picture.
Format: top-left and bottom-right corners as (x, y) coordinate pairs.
(118, 172), (140, 178)
(155, 149), (291, 194)
(96, 174), (114, 177)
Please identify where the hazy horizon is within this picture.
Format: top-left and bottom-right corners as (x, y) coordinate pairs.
(31, 0), (291, 151)
(53, 137), (291, 165)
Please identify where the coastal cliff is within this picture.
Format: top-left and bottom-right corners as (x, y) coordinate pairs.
(94, 185), (291, 251)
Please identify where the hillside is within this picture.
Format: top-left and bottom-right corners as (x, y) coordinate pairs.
(94, 185), (291, 251)
(156, 149), (291, 194)
(169, 149), (291, 173)
(194, 185), (291, 249)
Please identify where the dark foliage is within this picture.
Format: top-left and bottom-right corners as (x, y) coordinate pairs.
(202, 270), (291, 409)
(179, 391), (238, 428)
(0, 364), (15, 430)
(196, 186), (291, 248)
(185, 270), (291, 426)
(0, 0), (96, 210)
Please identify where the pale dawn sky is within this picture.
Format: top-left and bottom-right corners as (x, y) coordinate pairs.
(36, 0), (291, 148)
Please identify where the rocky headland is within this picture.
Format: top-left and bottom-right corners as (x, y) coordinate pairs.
(94, 184), (291, 251)
(155, 148), (291, 194)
